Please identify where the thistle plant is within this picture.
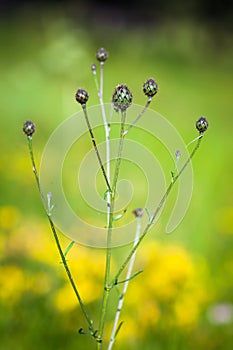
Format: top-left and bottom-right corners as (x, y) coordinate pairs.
(23, 47), (209, 349)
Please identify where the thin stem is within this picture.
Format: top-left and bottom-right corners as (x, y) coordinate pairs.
(27, 137), (45, 204)
(112, 110), (127, 194)
(92, 67), (99, 93)
(123, 97), (151, 136)
(97, 109), (127, 348)
(26, 136), (94, 335)
(82, 104), (112, 193)
(99, 61), (111, 226)
(47, 216), (94, 332)
(111, 135), (203, 285)
(108, 216), (142, 350)
(97, 202), (114, 349)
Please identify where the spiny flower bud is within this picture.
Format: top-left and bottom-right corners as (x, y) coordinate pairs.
(132, 208), (143, 218)
(112, 84), (133, 112)
(196, 116), (208, 133)
(96, 47), (108, 62)
(23, 120), (35, 137)
(143, 78), (158, 98)
(75, 88), (89, 105)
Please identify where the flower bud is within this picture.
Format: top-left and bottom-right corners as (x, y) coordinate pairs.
(91, 63), (96, 74)
(143, 78), (158, 98)
(23, 120), (35, 137)
(132, 208), (143, 218)
(112, 84), (133, 112)
(96, 47), (108, 62)
(175, 150), (181, 159)
(75, 88), (89, 105)
(196, 116), (208, 133)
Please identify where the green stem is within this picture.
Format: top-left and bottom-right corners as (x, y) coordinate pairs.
(47, 216), (94, 332)
(108, 216), (142, 350)
(82, 105), (112, 193)
(111, 135), (203, 285)
(123, 97), (151, 136)
(112, 111), (127, 194)
(27, 136), (94, 335)
(98, 61), (111, 227)
(97, 110), (127, 348)
(27, 137), (45, 204)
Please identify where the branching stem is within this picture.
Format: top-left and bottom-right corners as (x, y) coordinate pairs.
(123, 97), (151, 136)
(111, 135), (203, 286)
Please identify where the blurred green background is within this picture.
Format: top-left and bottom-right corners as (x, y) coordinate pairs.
(1, 1), (233, 349)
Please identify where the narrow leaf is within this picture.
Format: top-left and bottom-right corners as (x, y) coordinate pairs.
(64, 241), (75, 257)
(113, 213), (123, 221)
(116, 269), (143, 285)
(113, 209), (127, 221)
(114, 321), (124, 339)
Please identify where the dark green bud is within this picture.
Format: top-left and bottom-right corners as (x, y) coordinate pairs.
(23, 120), (35, 137)
(96, 48), (108, 62)
(75, 88), (89, 105)
(143, 78), (158, 98)
(196, 116), (208, 133)
(112, 84), (133, 112)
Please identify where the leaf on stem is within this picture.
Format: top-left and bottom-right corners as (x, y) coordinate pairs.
(113, 209), (127, 222)
(114, 321), (124, 339)
(64, 241), (75, 257)
(116, 269), (143, 285)
(103, 189), (112, 201)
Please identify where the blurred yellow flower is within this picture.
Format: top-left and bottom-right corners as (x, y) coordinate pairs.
(54, 246), (105, 312)
(0, 205), (20, 231)
(119, 241), (209, 340)
(10, 218), (58, 265)
(54, 283), (78, 312)
(0, 151), (33, 184)
(0, 265), (26, 304)
(174, 294), (200, 328)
